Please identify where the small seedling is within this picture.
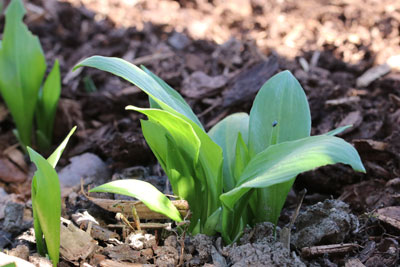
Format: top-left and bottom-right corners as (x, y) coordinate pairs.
(0, 0), (60, 151)
(75, 56), (365, 244)
(29, 127), (76, 267)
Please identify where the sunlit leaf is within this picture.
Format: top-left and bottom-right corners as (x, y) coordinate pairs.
(74, 56), (203, 128)
(221, 135), (365, 218)
(90, 179), (183, 222)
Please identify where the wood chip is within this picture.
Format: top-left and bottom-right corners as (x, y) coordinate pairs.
(60, 218), (97, 262)
(99, 259), (145, 267)
(0, 157), (27, 183)
(345, 258), (366, 267)
(301, 243), (359, 258)
(325, 96), (360, 106)
(374, 206), (400, 230)
(222, 56), (278, 107)
(4, 145), (28, 173)
(356, 63), (391, 87)
(353, 139), (388, 152)
(336, 110), (363, 135)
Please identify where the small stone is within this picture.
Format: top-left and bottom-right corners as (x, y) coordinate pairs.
(29, 253), (52, 267)
(0, 230), (12, 249)
(168, 32), (190, 50)
(9, 245), (29, 261)
(58, 153), (110, 189)
(3, 202), (27, 234)
(141, 248), (153, 259)
(126, 232), (156, 250)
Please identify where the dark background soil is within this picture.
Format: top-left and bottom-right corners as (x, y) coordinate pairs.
(0, 0), (399, 266)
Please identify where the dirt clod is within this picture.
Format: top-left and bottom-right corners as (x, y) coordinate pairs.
(224, 223), (306, 267)
(291, 199), (358, 248)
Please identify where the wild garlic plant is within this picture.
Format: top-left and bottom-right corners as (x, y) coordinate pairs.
(75, 56), (365, 244)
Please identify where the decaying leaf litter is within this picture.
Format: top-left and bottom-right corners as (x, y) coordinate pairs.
(0, 0), (400, 266)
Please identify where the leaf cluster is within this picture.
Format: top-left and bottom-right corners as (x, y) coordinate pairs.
(28, 127), (76, 266)
(0, 0), (60, 151)
(75, 56), (365, 244)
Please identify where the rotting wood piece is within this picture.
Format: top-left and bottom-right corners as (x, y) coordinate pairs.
(88, 195), (189, 220)
(301, 243), (360, 258)
(374, 206), (400, 230)
(345, 258), (366, 267)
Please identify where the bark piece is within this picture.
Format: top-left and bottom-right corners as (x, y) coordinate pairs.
(104, 244), (141, 262)
(356, 64), (391, 87)
(0, 157), (27, 183)
(374, 206), (400, 230)
(60, 218), (97, 261)
(222, 57), (278, 107)
(345, 258), (366, 267)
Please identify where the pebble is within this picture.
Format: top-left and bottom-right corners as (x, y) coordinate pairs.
(58, 153), (110, 189)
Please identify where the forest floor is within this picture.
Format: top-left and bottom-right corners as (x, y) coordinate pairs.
(0, 0), (400, 266)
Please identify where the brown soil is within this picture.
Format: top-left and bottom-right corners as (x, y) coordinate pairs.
(0, 0), (399, 266)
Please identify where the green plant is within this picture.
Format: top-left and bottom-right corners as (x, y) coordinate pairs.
(29, 127), (76, 267)
(75, 56), (365, 244)
(0, 0), (61, 151)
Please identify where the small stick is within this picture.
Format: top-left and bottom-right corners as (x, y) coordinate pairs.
(280, 188), (307, 249)
(301, 243), (360, 258)
(131, 205), (141, 231)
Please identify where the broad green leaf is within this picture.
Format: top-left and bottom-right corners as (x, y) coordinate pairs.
(325, 125), (352, 136)
(0, 0), (46, 147)
(28, 147), (60, 267)
(220, 135), (365, 213)
(36, 60), (61, 151)
(74, 56), (203, 128)
(248, 71), (311, 156)
(90, 179), (182, 222)
(247, 70), (311, 224)
(47, 126), (76, 168)
(127, 106), (223, 218)
(208, 113), (249, 191)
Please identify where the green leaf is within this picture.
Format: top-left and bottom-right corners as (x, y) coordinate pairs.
(47, 126), (76, 168)
(325, 125), (352, 136)
(28, 147), (61, 267)
(74, 56), (203, 128)
(0, 0), (46, 147)
(220, 135), (366, 219)
(233, 132), (250, 184)
(28, 127), (76, 266)
(90, 179), (183, 222)
(248, 71), (311, 156)
(128, 106), (223, 229)
(36, 60), (61, 151)
(208, 113), (249, 191)
(203, 207), (222, 235)
(247, 70), (311, 224)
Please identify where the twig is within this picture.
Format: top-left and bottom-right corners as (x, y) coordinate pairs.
(301, 243), (360, 258)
